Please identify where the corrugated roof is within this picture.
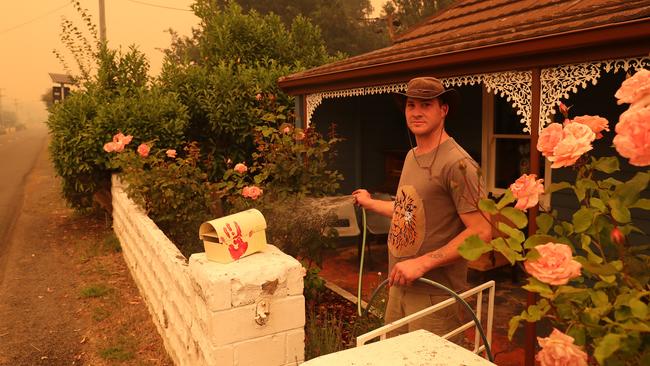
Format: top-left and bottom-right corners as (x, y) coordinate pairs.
(48, 73), (74, 84)
(279, 0), (650, 92)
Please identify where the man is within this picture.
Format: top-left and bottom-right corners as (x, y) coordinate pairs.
(353, 76), (491, 340)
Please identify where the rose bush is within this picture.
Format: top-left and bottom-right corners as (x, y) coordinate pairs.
(106, 136), (218, 257)
(459, 69), (650, 365)
(214, 113), (343, 302)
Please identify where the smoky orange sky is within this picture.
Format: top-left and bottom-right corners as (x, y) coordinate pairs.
(0, 0), (386, 125)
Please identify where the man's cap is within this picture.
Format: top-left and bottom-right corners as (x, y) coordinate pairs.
(395, 77), (460, 116)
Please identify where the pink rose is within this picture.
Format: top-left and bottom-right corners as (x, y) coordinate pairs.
(524, 243), (581, 285)
(137, 143), (150, 157)
(509, 174), (544, 211)
(295, 131), (305, 141)
(629, 93), (650, 111)
(104, 133), (133, 153)
(282, 126), (291, 134)
(571, 115), (610, 139)
(242, 185), (263, 200)
(255, 93), (263, 101)
(234, 163), (248, 174)
(537, 123), (563, 158)
(166, 149), (177, 158)
(536, 329), (588, 366)
(548, 123), (595, 168)
(103, 142), (117, 153)
(615, 68), (650, 105)
(109, 132), (133, 153)
(113, 133), (133, 146)
(613, 106), (650, 166)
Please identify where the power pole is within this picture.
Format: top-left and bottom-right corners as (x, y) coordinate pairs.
(14, 99), (19, 126)
(99, 0), (107, 43)
(0, 88), (4, 128)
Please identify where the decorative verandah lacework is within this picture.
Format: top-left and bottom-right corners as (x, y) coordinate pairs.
(305, 83), (407, 129)
(444, 72), (532, 132)
(305, 71), (533, 132)
(540, 57), (650, 129)
(304, 57), (650, 134)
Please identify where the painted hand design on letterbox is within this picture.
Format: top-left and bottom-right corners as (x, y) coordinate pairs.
(220, 222), (251, 260)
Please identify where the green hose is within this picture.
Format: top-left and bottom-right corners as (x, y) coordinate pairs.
(356, 207), (367, 316)
(355, 205), (493, 360)
(363, 278), (494, 362)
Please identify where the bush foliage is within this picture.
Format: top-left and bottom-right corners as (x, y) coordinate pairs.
(159, 1), (338, 180)
(47, 46), (188, 209)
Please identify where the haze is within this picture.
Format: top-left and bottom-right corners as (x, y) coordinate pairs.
(0, 0), (385, 125)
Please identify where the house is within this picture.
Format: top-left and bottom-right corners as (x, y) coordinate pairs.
(278, 0), (650, 227)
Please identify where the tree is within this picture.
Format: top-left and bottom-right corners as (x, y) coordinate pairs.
(216, 0), (389, 56)
(382, 0), (455, 35)
(159, 1), (336, 180)
(41, 88), (55, 110)
(0, 110), (17, 128)
(48, 4), (188, 210)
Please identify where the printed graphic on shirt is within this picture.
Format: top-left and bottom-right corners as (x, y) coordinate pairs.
(388, 185), (425, 258)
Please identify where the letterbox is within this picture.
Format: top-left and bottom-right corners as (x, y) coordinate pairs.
(199, 208), (268, 263)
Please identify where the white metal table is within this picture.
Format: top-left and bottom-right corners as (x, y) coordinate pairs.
(302, 329), (497, 365)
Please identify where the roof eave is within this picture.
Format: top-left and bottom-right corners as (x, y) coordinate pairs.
(278, 18), (650, 95)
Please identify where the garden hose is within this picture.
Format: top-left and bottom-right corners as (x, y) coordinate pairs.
(355, 206), (493, 361)
(357, 207), (367, 317)
(363, 277), (494, 362)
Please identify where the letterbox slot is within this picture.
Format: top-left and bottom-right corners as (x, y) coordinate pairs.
(200, 232), (220, 243)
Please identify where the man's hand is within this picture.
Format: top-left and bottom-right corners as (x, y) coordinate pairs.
(352, 189), (373, 208)
(352, 189), (395, 218)
(388, 256), (428, 287)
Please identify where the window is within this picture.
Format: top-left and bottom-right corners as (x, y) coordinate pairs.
(481, 88), (551, 208)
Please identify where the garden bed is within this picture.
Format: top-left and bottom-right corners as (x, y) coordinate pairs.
(304, 285), (385, 361)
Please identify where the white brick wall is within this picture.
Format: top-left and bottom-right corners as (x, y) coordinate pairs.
(111, 176), (306, 366)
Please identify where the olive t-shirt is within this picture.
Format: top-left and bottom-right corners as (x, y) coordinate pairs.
(387, 138), (484, 293)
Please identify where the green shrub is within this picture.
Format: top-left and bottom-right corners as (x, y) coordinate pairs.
(110, 141), (216, 257)
(158, 1), (337, 180)
(47, 48), (189, 210)
(215, 115), (343, 262)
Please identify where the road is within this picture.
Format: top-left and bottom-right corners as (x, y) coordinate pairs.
(0, 124), (48, 283)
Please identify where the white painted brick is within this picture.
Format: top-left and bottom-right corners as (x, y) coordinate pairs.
(190, 247), (303, 307)
(112, 177), (306, 366)
(189, 254), (232, 311)
(190, 319), (233, 366)
(286, 329), (305, 364)
(211, 345), (234, 366)
(189, 319), (211, 356)
(286, 263), (306, 296)
(192, 298), (209, 333)
(171, 292), (193, 327)
(230, 246), (303, 306)
(168, 330), (189, 365)
(176, 275), (194, 301)
(207, 295), (305, 347)
(167, 302), (189, 346)
(234, 333), (286, 366)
